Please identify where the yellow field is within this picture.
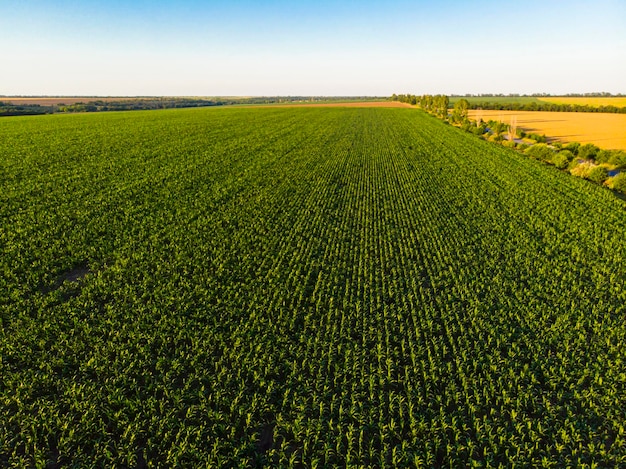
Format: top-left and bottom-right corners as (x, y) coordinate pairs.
(469, 110), (626, 150)
(537, 97), (626, 108)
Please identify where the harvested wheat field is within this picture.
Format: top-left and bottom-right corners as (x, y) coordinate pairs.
(537, 97), (626, 108)
(469, 110), (626, 150)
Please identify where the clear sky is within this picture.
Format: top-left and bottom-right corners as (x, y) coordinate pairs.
(1, 0), (625, 96)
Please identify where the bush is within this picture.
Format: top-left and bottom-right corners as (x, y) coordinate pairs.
(578, 143), (600, 160)
(528, 133), (547, 143)
(607, 172), (626, 192)
(564, 142), (580, 155)
(474, 123), (488, 135)
(557, 149), (575, 163)
(588, 166), (609, 184)
(524, 143), (553, 161)
(596, 149), (612, 164)
(570, 162), (594, 179)
(609, 151), (626, 169)
(552, 153), (570, 169)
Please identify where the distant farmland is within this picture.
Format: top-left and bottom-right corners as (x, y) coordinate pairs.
(264, 101), (412, 108)
(537, 96), (626, 108)
(469, 109), (626, 149)
(0, 96), (155, 106)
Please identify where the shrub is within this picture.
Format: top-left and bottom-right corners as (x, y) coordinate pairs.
(578, 143), (600, 160)
(588, 166), (609, 184)
(609, 151), (626, 169)
(525, 143), (553, 161)
(607, 172), (626, 192)
(474, 123), (488, 135)
(552, 153), (570, 169)
(528, 133), (547, 143)
(557, 150), (575, 162)
(564, 142), (580, 155)
(570, 162), (594, 179)
(596, 149), (612, 164)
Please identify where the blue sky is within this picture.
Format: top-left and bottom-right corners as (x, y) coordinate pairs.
(1, 0), (625, 96)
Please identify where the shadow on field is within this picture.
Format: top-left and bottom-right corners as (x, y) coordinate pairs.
(40, 263), (91, 296)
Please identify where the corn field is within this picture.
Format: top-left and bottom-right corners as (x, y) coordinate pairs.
(1, 107), (625, 467)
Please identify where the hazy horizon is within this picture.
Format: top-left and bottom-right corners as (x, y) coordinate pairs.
(2, 0), (625, 96)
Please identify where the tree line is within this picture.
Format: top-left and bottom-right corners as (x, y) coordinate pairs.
(391, 94), (626, 114)
(460, 100), (626, 114)
(390, 94), (449, 117)
(0, 98), (225, 116)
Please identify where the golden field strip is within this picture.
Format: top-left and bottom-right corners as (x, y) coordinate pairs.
(537, 97), (626, 108)
(469, 110), (626, 150)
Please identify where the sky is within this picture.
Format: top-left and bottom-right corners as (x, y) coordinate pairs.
(1, 0), (625, 96)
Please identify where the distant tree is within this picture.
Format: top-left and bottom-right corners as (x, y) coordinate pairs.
(452, 99), (469, 123)
(437, 95), (449, 118)
(419, 95), (434, 112)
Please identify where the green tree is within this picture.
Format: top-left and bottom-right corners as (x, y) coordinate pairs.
(452, 99), (469, 123)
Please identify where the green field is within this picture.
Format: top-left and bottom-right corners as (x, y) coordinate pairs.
(2, 107), (626, 467)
